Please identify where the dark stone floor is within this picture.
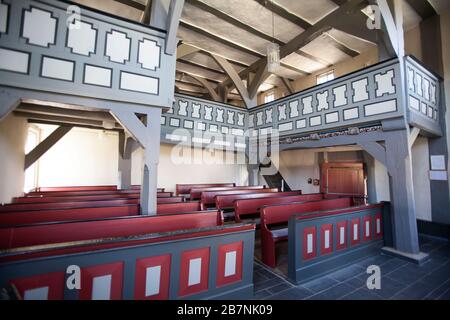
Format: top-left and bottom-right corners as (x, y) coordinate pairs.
(253, 235), (450, 300)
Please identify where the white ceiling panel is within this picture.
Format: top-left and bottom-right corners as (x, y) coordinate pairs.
(326, 29), (376, 54)
(301, 34), (351, 65)
(176, 61), (227, 82)
(282, 52), (329, 74)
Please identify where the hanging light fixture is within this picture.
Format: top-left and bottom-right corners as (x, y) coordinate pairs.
(266, 0), (280, 73)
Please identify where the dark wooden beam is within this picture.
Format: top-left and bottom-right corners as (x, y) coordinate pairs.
(186, 0), (284, 45)
(114, 0), (146, 11)
(253, 0), (312, 30)
(406, 0), (437, 20)
(330, 0), (348, 6)
(179, 21), (264, 58)
(178, 58), (226, 75)
(296, 50), (332, 67)
(280, 63), (311, 76)
(325, 33), (359, 57)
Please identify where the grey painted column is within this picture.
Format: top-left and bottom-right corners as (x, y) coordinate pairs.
(385, 130), (420, 254)
(140, 108), (162, 215)
(247, 164), (259, 186)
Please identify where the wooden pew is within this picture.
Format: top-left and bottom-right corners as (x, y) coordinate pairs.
(0, 197), (183, 213)
(0, 202), (202, 227)
(287, 203), (390, 284)
(31, 185), (117, 192)
(12, 193), (180, 204)
(190, 186), (266, 201)
(215, 191), (301, 212)
(234, 193), (324, 223)
(201, 188), (278, 209)
(260, 197), (355, 267)
(176, 183), (235, 196)
(25, 190), (173, 197)
(0, 215), (255, 300)
(0, 211), (224, 250)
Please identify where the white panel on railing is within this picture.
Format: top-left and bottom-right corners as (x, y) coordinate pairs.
(41, 57), (74, 81)
(67, 21), (97, 56)
(105, 30), (131, 63)
(364, 99), (397, 116)
(0, 48), (29, 74)
(22, 8), (57, 47)
(0, 2), (7, 33)
(188, 258), (202, 286)
(92, 275), (112, 300)
(138, 39), (160, 70)
(84, 65), (112, 87)
(224, 251), (237, 277)
(24, 286), (49, 300)
(120, 72), (158, 94)
(145, 266), (161, 297)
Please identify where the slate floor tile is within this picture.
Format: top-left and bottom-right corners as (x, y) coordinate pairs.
(267, 282), (293, 295)
(340, 288), (382, 300)
(302, 276), (340, 293)
(327, 265), (366, 282)
(392, 281), (438, 300)
(254, 277), (285, 292)
(308, 283), (355, 300)
(267, 287), (314, 300)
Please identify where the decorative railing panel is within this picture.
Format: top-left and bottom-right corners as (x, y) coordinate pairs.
(161, 94), (248, 150)
(405, 56), (442, 136)
(248, 59), (404, 137)
(0, 0), (175, 108)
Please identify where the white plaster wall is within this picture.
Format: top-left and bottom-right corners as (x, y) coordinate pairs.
(373, 159), (390, 202)
(411, 138), (432, 221)
(0, 114), (28, 203)
(36, 125), (119, 187)
(131, 143), (247, 193)
(271, 149), (320, 194)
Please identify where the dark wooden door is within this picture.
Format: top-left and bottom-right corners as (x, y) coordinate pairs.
(321, 162), (365, 195)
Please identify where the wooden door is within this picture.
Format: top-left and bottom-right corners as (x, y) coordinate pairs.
(321, 162), (365, 196)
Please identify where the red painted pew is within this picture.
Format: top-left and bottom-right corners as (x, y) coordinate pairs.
(176, 183), (235, 196)
(13, 192), (176, 203)
(201, 188), (278, 209)
(260, 197), (355, 267)
(25, 190), (173, 197)
(215, 191), (302, 211)
(190, 186), (265, 200)
(31, 185), (118, 192)
(0, 211), (223, 250)
(234, 193), (324, 222)
(0, 202), (202, 227)
(0, 197), (184, 213)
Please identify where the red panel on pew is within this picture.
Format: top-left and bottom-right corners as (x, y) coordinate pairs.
(320, 224), (333, 255)
(176, 183), (235, 196)
(336, 221), (348, 250)
(79, 262), (124, 300)
(0, 199), (138, 212)
(201, 188), (277, 209)
(216, 241), (243, 287)
(190, 186), (264, 200)
(302, 227), (316, 260)
(134, 254), (171, 300)
(156, 202), (201, 215)
(10, 271), (65, 300)
(35, 186), (117, 192)
(178, 247), (210, 297)
(215, 191), (301, 210)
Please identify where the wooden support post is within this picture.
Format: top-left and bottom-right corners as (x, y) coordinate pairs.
(24, 125), (72, 170)
(118, 132), (135, 190)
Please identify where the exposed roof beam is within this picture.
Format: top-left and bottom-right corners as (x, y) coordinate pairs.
(280, 63), (311, 76)
(179, 21), (264, 58)
(186, 0), (284, 46)
(140, 0), (152, 24)
(114, 0), (146, 11)
(295, 50), (333, 67)
(253, 0), (312, 30)
(406, 0), (437, 20)
(330, 0), (349, 5)
(183, 73), (221, 101)
(224, 0), (366, 95)
(178, 58), (225, 75)
(177, 43), (200, 59)
(211, 54), (255, 108)
(28, 119), (122, 132)
(325, 33), (359, 57)
(280, 77), (294, 94)
(16, 104), (115, 122)
(177, 70), (221, 84)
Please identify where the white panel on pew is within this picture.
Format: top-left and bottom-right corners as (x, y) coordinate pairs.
(22, 8), (57, 47)
(120, 72), (158, 94)
(0, 2), (7, 33)
(41, 57), (74, 81)
(353, 224), (359, 240)
(365, 220), (370, 237)
(324, 230), (330, 249)
(376, 218), (381, 234)
(24, 286), (49, 300)
(67, 21), (97, 56)
(0, 48), (29, 74)
(84, 65), (111, 87)
(339, 227), (345, 245)
(145, 266), (161, 297)
(307, 233), (313, 254)
(224, 251), (237, 277)
(188, 258), (202, 286)
(138, 39), (160, 70)
(92, 275), (112, 300)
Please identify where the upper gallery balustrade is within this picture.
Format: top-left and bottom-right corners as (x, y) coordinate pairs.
(0, 0), (175, 108)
